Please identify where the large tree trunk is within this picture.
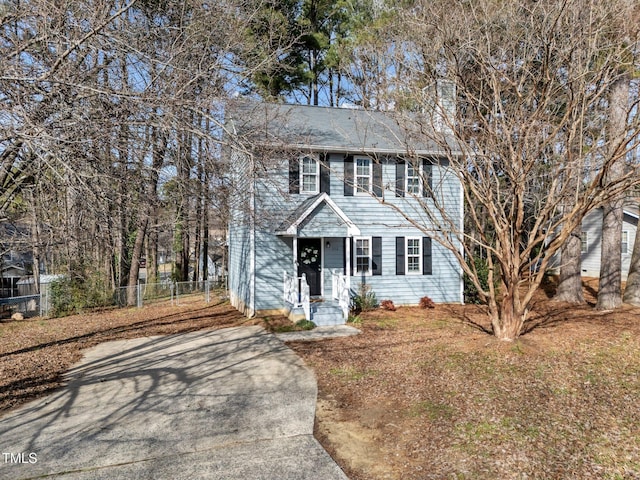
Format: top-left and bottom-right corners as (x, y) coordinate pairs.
(554, 225), (585, 303)
(623, 203), (640, 305)
(596, 77), (629, 310)
(147, 210), (159, 284)
(596, 201), (624, 309)
(489, 264), (526, 341)
(126, 218), (147, 306)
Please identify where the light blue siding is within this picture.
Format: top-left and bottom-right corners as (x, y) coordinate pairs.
(323, 237), (345, 297)
(227, 150), (255, 315)
(229, 148), (463, 317)
(298, 203), (348, 238)
(577, 208), (637, 280)
(253, 232), (293, 311)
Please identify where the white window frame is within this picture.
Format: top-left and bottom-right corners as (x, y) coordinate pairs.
(405, 237), (422, 275)
(355, 157), (372, 194)
(406, 161), (421, 196)
(580, 232), (588, 254)
(300, 155), (319, 194)
(354, 236), (372, 275)
(622, 230), (629, 254)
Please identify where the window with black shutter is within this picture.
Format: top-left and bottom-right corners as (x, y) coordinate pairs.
(344, 155), (354, 196)
(422, 159), (433, 198)
(395, 158), (405, 197)
(320, 153), (330, 194)
(396, 237), (405, 275)
(372, 237), (382, 276)
(289, 157), (300, 194)
(423, 237), (432, 275)
(372, 161), (383, 197)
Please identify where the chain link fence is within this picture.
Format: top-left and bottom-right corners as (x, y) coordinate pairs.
(113, 281), (215, 308)
(2, 280), (222, 319)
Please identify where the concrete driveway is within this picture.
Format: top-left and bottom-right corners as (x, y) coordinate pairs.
(0, 326), (349, 479)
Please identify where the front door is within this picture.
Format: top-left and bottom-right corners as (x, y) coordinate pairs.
(298, 238), (322, 296)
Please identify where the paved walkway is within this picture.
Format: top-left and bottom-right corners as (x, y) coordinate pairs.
(0, 326), (349, 479)
(275, 325), (361, 342)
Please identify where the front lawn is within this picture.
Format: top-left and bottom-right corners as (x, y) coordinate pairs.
(290, 296), (640, 479)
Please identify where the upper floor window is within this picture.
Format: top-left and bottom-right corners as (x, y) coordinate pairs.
(396, 158), (432, 198)
(406, 163), (421, 195)
(355, 157), (372, 193)
(580, 232), (588, 253)
(622, 231), (629, 254)
(300, 156), (319, 193)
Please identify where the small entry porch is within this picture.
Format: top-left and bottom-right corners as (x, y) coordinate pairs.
(277, 193), (359, 325)
(283, 268), (350, 326)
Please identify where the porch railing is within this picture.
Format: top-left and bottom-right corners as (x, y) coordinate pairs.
(283, 271), (310, 321)
(331, 269), (350, 321)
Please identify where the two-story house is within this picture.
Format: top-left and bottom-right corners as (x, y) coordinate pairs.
(226, 101), (463, 325)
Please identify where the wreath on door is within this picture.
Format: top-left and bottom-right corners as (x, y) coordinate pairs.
(300, 245), (319, 265)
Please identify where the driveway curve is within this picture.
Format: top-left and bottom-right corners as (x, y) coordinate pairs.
(0, 326), (348, 479)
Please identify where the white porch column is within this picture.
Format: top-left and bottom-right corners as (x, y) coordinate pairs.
(292, 237), (298, 276)
(345, 236), (351, 290)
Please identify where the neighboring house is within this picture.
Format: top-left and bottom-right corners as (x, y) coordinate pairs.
(1, 222), (34, 297)
(0, 264), (26, 297)
(576, 206), (638, 279)
(226, 100), (464, 325)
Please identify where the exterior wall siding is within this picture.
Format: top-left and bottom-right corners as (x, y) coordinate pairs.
(298, 203), (348, 238)
(227, 149), (255, 315)
(241, 153), (463, 314)
(579, 208), (638, 279)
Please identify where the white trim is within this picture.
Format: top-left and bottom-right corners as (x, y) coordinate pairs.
(354, 236), (373, 276)
(280, 192), (361, 236)
(459, 172), (464, 304)
(249, 154), (256, 317)
(405, 237), (422, 275)
(278, 143), (462, 157)
(299, 154), (320, 194)
(345, 237), (351, 283)
(354, 156), (372, 195)
(624, 209), (639, 220)
(320, 237), (325, 297)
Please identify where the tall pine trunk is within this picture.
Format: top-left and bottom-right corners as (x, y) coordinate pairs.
(596, 77), (629, 310)
(126, 218), (147, 306)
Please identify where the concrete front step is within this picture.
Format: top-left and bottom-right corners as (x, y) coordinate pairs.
(310, 303), (345, 327)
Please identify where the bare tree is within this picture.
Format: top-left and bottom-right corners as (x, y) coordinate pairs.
(1, 0), (300, 308)
(364, 0), (640, 340)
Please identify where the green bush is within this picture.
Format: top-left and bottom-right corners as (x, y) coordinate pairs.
(351, 283), (378, 313)
(463, 256), (494, 304)
(295, 319), (316, 330)
(49, 274), (112, 317)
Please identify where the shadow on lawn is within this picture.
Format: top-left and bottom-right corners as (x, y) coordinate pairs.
(0, 301), (250, 412)
(0, 301), (241, 360)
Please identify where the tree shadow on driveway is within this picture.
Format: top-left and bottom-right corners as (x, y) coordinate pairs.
(0, 326), (322, 479)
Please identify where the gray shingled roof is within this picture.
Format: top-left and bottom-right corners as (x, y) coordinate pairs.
(227, 101), (459, 156)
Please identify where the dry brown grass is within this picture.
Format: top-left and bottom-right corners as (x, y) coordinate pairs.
(2, 281), (640, 479)
(0, 297), (290, 413)
(289, 280), (640, 479)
